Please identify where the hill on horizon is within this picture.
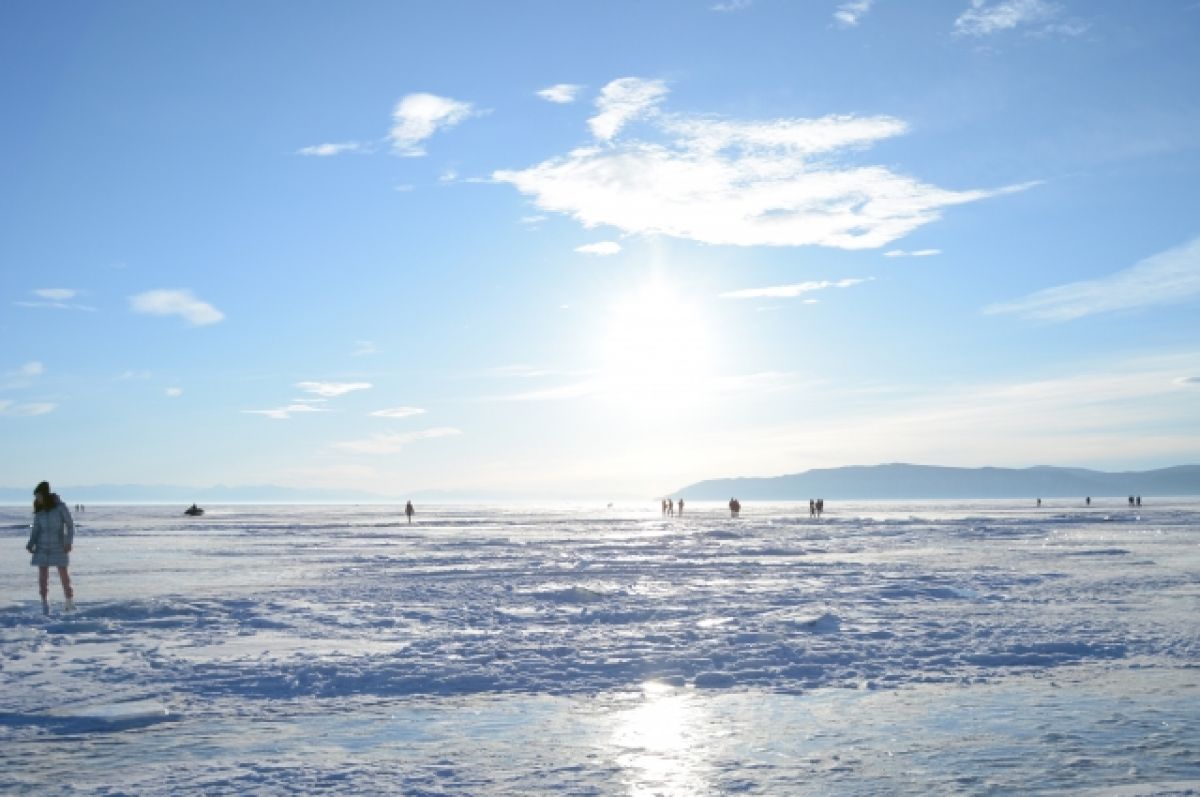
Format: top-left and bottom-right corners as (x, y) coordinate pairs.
(675, 464), (1200, 501)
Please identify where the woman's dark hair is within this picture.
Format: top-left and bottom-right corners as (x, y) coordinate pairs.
(33, 481), (58, 513)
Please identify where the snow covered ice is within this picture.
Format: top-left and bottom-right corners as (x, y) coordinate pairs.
(2, 500), (1199, 795)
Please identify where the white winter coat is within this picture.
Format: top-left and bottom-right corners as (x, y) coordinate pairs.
(27, 500), (75, 568)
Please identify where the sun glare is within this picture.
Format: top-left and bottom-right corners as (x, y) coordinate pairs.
(598, 280), (712, 413)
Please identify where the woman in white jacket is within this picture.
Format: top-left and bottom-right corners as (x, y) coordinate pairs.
(26, 480), (76, 614)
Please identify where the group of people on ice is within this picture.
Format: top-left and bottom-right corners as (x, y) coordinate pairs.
(809, 498), (825, 518)
(661, 498), (684, 516)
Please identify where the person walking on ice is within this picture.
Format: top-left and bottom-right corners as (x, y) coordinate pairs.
(405, 500), (415, 524)
(26, 481), (76, 614)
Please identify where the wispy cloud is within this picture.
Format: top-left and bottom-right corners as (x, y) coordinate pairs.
(15, 288), (96, 311)
(884, 248), (941, 257)
(351, 341), (378, 357)
(2, 361), (45, 391)
(537, 84), (583, 104)
(0, 400), (56, 417)
(487, 364), (588, 379)
(389, 93), (476, 156)
(492, 381), (599, 402)
(1177, 376), (1200, 386)
(34, 289), (76, 301)
(954, 0), (1085, 37)
(369, 406), (426, 419)
(334, 427), (463, 454)
(241, 403), (330, 420)
(588, 77), (669, 141)
(0, 359), (55, 414)
(721, 277), (873, 299)
(984, 236), (1200, 322)
(575, 241), (622, 256)
(165, 387), (183, 397)
(712, 0), (753, 11)
(496, 78), (1031, 250)
(834, 0), (874, 27)
(296, 381), (373, 398)
(297, 141), (367, 157)
(300, 92), (477, 159)
(726, 351), (1200, 474)
(129, 289), (224, 326)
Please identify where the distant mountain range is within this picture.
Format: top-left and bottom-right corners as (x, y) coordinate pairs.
(676, 464), (1200, 500)
(3, 464), (1197, 504)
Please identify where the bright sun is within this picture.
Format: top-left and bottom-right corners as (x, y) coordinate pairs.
(597, 279), (712, 412)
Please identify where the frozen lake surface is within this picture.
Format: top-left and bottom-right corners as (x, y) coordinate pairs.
(2, 499), (1198, 795)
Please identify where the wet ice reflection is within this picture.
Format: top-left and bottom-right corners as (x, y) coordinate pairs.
(610, 681), (711, 796)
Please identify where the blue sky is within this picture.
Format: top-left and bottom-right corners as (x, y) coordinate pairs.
(3, 0), (1199, 498)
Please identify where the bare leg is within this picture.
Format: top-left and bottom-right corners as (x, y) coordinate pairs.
(57, 566), (73, 600)
(38, 567), (50, 613)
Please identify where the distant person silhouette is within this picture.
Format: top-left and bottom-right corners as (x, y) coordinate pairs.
(1037, 498), (1042, 507)
(816, 498), (824, 518)
(405, 501), (415, 524)
(1086, 496), (1091, 506)
(1136, 496), (1142, 507)
(26, 481), (76, 614)
(668, 498), (675, 517)
(677, 498), (684, 516)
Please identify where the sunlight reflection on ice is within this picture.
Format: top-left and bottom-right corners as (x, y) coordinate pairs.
(610, 681), (711, 797)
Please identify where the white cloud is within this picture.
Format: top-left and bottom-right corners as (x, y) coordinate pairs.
(0, 400), (56, 417)
(165, 387), (183, 398)
(537, 84), (583, 104)
(588, 78), (669, 141)
(351, 341), (378, 357)
(296, 381), (373, 398)
(34, 288), (76, 301)
(495, 81), (1030, 250)
(16, 288), (96, 312)
(116, 370), (152, 380)
(575, 241), (622, 256)
(984, 236), (1200, 322)
(241, 403), (330, 420)
(712, 0), (753, 11)
(1177, 376), (1200, 386)
(370, 406), (427, 419)
(884, 248), (942, 257)
(834, 0), (874, 27)
(1, 361), (44, 389)
(335, 427), (463, 454)
(389, 93), (475, 156)
(722, 277), (873, 299)
(489, 364), (573, 378)
(953, 0), (1081, 37)
(755, 354), (1200, 473)
(297, 141), (366, 157)
(493, 382), (599, 402)
(129, 289), (224, 326)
